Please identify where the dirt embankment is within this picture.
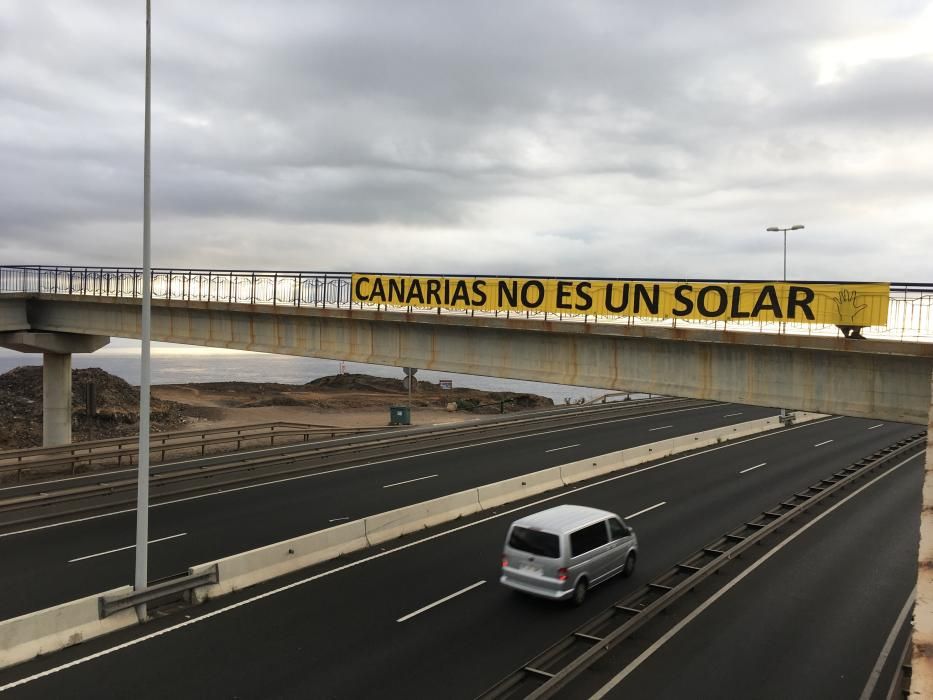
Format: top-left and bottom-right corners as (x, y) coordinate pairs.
(0, 368), (554, 450)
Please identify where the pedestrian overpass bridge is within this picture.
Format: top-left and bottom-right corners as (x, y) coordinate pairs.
(1, 265), (932, 689)
(1, 267), (930, 431)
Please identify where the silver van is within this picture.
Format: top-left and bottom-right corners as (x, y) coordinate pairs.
(500, 504), (637, 605)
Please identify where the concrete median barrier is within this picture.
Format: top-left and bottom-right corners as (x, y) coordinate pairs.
(188, 520), (369, 601)
(364, 490), (482, 546)
(671, 430), (716, 452)
(619, 443), (659, 466)
(562, 454), (620, 484)
(476, 467), (565, 510)
(0, 585), (136, 670)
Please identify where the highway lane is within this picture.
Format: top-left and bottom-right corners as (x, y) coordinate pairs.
(0, 399), (706, 499)
(0, 401), (775, 619)
(0, 417), (918, 698)
(591, 441), (922, 700)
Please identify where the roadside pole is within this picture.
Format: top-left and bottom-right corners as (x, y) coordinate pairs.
(134, 0), (152, 621)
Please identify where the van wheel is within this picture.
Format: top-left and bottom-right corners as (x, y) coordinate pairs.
(623, 552), (637, 578)
(572, 579), (587, 606)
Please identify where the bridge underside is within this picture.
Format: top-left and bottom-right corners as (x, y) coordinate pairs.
(1, 294), (929, 425)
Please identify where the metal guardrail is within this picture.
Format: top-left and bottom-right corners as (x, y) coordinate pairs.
(1, 266), (931, 341)
(889, 633), (914, 699)
(477, 431), (927, 699)
(0, 422), (375, 484)
(99, 565), (219, 618)
(0, 422), (320, 463)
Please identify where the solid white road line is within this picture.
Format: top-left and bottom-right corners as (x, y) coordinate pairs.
(383, 474), (438, 489)
(867, 424), (883, 430)
(858, 587), (915, 700)
(328, 517), (350, 523)
(723, 412), (743, 418)
(0, 402), (726, 539)
(67, 533), (187, 564)
(626, 502), (666, 519)
(814, 440), (834, 447)
(545, 444), (580, 453)
(396, 581), (486, 622)
(589, 451), (924, 699)
(0, 468), (136, 494)
(648, 425), (673, 432)
(0, 416), (844, 693)
(739, 462), (767, 475)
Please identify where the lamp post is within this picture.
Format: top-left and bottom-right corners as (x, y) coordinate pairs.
(765, 224), (804, 282)
(766, 224), (804, 426)
(135, 0), (153, 621)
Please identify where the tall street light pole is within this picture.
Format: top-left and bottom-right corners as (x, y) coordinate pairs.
(766, 224), (804, 426)
(766, 224), (805, 282)
(135, 0), (153, 621)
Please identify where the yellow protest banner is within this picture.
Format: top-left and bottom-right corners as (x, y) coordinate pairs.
(351, 275), (889, 326)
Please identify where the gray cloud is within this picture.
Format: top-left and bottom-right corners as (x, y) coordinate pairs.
(0, 0), (931, 281)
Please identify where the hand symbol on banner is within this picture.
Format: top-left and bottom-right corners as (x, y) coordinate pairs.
(832, 289), (868, 323)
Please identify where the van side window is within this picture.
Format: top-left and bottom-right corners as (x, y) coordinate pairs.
(570, 522), (609, 556)
(608, 518), (629, 539)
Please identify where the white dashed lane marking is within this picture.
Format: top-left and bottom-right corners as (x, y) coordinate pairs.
(739, 463), (767, 474)
(546, 444), (580, 453)
(68, 533), (187, 564)
(626, 502), (666, 519)
(396, 581), (486, 622)
(383, 475), (438, 489)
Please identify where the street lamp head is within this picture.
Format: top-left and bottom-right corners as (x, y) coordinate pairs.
(790, 224), (805, 230)
(766, 227), (780, 231)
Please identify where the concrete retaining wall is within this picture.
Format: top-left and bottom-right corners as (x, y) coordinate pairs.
(911, 368), (933, 697)
(0, 586), (136, 669)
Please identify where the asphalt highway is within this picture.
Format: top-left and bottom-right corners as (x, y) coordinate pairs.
(592, 443), (922, 700)
(0, 414), (919, 699)
(0, 401), (694, 499)
(0, 401), (774, 619)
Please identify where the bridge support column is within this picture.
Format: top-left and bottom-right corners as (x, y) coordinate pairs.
(0, 331), (109, 447)
(914, 367), (933, 696)
(42, 353), (72, 446)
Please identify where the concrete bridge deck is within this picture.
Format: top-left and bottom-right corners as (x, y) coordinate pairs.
(1, 292), (930, 424)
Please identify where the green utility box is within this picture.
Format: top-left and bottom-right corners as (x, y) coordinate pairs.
(390, 405), (411, 425)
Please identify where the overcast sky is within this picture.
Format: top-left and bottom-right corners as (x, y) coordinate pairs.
(1, 1), (931, 282)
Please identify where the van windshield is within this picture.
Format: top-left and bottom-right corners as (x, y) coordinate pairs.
(508, 527), (560, 558)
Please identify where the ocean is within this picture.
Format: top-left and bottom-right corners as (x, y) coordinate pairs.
(0, 344), (627, 404)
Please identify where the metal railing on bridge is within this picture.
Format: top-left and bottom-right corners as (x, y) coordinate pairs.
(1, 265), (931, 342)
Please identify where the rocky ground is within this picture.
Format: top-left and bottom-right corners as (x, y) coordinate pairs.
(0, 367), (554, 450)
